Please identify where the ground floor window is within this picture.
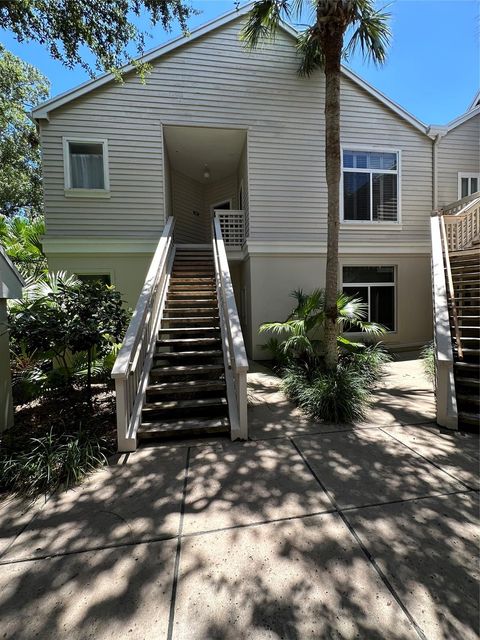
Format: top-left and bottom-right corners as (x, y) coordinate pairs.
(342, 266), (395, 331)
(77, 274), (111, 286)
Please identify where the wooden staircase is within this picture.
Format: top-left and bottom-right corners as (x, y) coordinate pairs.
(137, 247), (230, 441)
(450, 249), (480, 429)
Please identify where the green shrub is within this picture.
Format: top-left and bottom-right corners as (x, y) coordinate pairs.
(421, 341), (435, 383)
(0, 428), (109, 497)
(341, 343), (393, 390)
(282, 364), (371, 424)
(9, 271), (128, 397)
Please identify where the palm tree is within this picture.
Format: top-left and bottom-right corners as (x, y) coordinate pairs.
(0, 214), (47, 278)
(242, 0), (391, 369)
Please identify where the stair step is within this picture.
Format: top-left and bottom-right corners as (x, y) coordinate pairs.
(169, 285), (216, 291)
(150, 363), (224, 378)
(156, 337), (221, 347)
(164, 300), (218, 318)
(456, 376), (480, 388)
(455, 361), (480, 371)
(457, 393), (480, 405)
(170, 277), (215, 283)
(458, 411), (480, 428)
(172, 272), (215, 278)
(165, 300), (217, 308)
(168, 292), (217, 299)
(153, 349), (223, 359)
(138, 417), (229, 440)
(162, 317), (219, 326)
(146, 380), (226, 396)
(144, 396), (227, 410)
(159, 327), (220, 335)
(455, 348), (480, 356)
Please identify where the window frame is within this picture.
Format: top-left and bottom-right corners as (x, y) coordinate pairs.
(340, 146), (402, 225)
(457, 172), (480, 199)
(75, 269), (114, 286)
(63, 137), (110, 196)
(342, 264), (397, 333)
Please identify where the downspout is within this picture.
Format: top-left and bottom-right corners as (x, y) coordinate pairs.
(428, 126), (447, 211)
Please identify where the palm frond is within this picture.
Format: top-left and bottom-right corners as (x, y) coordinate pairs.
(297, 27), (324, 76)
(345, 2), (392, 65)
(240, 0), (290, 49)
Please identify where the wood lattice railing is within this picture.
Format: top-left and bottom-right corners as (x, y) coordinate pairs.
(440, 192), (480, 253)
(215, 209), (245, 249)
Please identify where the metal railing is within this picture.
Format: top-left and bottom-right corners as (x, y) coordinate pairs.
(214, 209), (245, 249)
(430, 215), (458, 429)
(112, 217), (175, 451)
(440, 192), (480, 253)
(212, 215), (249, 439)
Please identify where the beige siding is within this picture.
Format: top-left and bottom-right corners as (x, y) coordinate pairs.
(41, 17), (433, 247)
(171, 170), (207, 243)
(437, 115), (480, 207)
(205, 174), (237, 211)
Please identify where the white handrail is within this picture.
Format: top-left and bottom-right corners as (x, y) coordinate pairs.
(112, 217), (175, 451)
(430, 215), (458, 429)
(439, 191), (480, 216)
(212, 215), (248, 439)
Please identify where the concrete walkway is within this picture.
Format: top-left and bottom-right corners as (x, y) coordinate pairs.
(0, 358), (478, 639)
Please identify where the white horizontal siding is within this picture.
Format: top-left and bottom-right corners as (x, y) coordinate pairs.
(41, 17), (436, 246)
(437, 115), (480, 207)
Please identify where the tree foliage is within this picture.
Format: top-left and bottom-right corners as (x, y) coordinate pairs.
(0, 45), (49, 218)
(0, 0), (195, 76)
(9, 272), (129, 393)
(0, 213), (47, 277)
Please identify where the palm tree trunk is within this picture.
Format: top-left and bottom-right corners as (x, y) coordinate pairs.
(323, 34), (343, 370)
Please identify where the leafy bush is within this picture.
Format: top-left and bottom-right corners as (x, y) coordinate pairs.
(0, 214), (47, 278)
(421, 341), (435, 384)
(0, 428), (108, 497)
(8, 271), (128, 396)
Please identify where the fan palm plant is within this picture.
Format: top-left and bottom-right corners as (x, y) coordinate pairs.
(242, 0), (391, 370)
(260, 288), (385, 367)
(0, 214), (47, 278)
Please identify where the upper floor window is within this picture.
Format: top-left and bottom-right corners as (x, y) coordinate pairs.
(458, 172), (479, 199)
(63, 138), (109, 192)
(342, 149), (399, 223)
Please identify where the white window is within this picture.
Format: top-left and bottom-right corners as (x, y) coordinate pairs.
(63, 138), (109, 192)
(342, 149), (400, 223)
(458, 173), (480, 199)
(342, 265), (396, 331)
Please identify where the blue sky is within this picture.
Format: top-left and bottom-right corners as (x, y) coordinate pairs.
(1, 0), (478, 124)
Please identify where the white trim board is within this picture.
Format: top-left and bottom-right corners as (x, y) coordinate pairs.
(244, 240), (431, 255)
(42, 237), (158, 254)
(31, 2), (429, 136)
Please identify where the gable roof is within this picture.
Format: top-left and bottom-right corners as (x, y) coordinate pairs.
(31, 1), (429, 135)
(467, 90), (480, 111)
(429, 104), (480, 137)
(0, 247), (25, 299)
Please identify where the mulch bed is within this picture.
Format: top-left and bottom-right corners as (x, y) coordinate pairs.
(2, 384), (117, 454)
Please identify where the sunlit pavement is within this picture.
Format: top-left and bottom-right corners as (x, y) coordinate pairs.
(0, 358), (478, 639)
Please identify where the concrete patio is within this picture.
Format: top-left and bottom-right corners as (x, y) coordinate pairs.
(0, 358), (478, 639)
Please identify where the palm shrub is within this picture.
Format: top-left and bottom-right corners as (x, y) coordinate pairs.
(261, 289), (391, 423)
(0, 214), (47, 278)
(260, 288), (386, 370)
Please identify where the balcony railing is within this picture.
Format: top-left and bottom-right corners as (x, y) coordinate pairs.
(214, 209), (245, 249)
